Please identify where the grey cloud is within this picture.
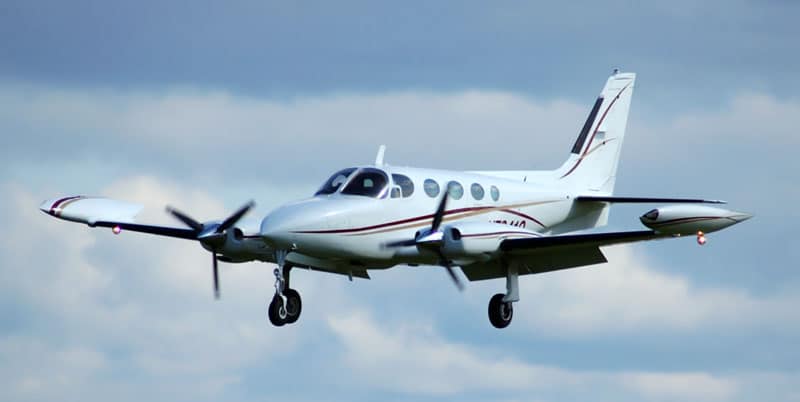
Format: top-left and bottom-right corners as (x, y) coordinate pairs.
(0, 83), (586, 189)
(0, 1), (798, 102)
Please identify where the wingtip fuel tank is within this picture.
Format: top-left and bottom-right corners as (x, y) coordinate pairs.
(639, 205), (752, 235)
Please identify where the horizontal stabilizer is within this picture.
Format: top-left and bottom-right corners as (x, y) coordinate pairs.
(575, 196), (726, 204)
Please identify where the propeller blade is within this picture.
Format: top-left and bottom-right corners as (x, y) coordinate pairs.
(431, 187), (449, 231)
(383, 239), (419, 248)
(166, 206), (203, 232)
(434, 249), (464, 291)
(444, 265), (465, 292)
(217, 200), (256, 233)
(212, 253), (220, 299)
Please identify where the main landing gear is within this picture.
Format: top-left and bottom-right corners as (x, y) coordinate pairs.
(268, 253), (303, 327)
(488, 293), (513, 328)
(488, 264), (519, 329)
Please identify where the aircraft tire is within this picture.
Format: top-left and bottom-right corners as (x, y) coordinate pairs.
(488, 293), (513, 329)
(284, 288), (302, 324)
(268, 294), (287, 327)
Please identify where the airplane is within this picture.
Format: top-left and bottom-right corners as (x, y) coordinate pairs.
(39, 71), (752, 329)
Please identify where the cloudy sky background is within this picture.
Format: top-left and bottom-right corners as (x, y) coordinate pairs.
(1, 1), (798, 401)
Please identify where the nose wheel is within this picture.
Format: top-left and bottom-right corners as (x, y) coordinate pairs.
(268, 256), (303, 327)
(268, 288), (302, 326)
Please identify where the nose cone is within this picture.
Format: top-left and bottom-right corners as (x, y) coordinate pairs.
(260, 198), (327, 249)
(260, 213), (295, 248)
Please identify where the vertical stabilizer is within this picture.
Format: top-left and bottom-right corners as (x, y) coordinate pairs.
(556, 72), (636, 194)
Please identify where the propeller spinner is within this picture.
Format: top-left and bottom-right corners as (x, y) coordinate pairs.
(385, 186), (464, 291)
(166, 201), (255, 299)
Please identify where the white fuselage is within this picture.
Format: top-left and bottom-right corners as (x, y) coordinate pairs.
(258, 165), (597, 270)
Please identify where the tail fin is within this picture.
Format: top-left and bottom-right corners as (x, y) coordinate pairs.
(555, 71), (636, 194)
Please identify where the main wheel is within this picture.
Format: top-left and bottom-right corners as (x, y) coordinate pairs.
(488, 293), (513, 329)
(268, 294), (287, 327)
(283, 288), (302, 324)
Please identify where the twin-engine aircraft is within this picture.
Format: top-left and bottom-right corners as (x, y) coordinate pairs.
(40, 71), (751, 328)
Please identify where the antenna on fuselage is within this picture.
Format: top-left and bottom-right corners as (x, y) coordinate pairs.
(375, 144), (387, 167)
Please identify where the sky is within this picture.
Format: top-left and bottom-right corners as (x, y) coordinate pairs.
(1, 1), (799, 401)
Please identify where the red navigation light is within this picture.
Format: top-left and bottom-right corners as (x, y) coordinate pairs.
(696, 230), (706, 246)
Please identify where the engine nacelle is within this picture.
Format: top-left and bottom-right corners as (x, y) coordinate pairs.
(441, 221), (540, 262)
(640, 205), (751, 235)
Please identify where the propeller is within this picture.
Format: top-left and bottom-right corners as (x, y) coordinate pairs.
(166, 200), (256, 299)
(385, 186), (464, 291)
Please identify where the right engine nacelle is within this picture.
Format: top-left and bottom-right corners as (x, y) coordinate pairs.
(440, 221), (540, 262)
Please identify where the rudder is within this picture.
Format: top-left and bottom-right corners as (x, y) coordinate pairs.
(556, 71), (636, 194)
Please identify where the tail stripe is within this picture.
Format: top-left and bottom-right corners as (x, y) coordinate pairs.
(560, 82), (631, 179)
(571, 97), (604, 154)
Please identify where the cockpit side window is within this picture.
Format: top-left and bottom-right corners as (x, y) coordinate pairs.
(341, 168), (389, 198)
(391, 174), (414, 198)
(315, 167), (357, 196)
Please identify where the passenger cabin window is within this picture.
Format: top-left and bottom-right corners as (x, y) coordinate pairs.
(315, 167), (357, 196)
(392, 174), (415, 198)
(447, 181), (464, 200)
(490, 185), (500, 201)
(341, 168), (389, 198)
(424, 179), (440, 197)
(470, 183), (485, 200)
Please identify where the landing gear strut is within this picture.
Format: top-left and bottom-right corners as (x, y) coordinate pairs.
(488, 263), (519, 329)
(268, 252), (303, 327)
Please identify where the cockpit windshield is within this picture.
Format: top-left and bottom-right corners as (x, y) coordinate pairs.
(341, 168), (389, 198)
(315, 167), (357, 196)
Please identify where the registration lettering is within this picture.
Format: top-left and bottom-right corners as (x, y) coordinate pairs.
(491, 219), (526, 228)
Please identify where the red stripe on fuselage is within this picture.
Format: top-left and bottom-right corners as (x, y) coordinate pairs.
(461, 230), (540, 239)
(499, 209), (545, 228)
(649, 216), (734, 227)
(293, 205), (547, 235)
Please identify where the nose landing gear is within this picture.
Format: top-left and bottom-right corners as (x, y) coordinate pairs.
(268, 287), (302, 326)
(268, 252), (303, 327)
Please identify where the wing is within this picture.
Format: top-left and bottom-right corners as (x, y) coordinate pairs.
(461, 230), (673, 281)
(40, 195), (273, 262)
(40, 196), (200, 239)
(91, 220), (198, 239)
